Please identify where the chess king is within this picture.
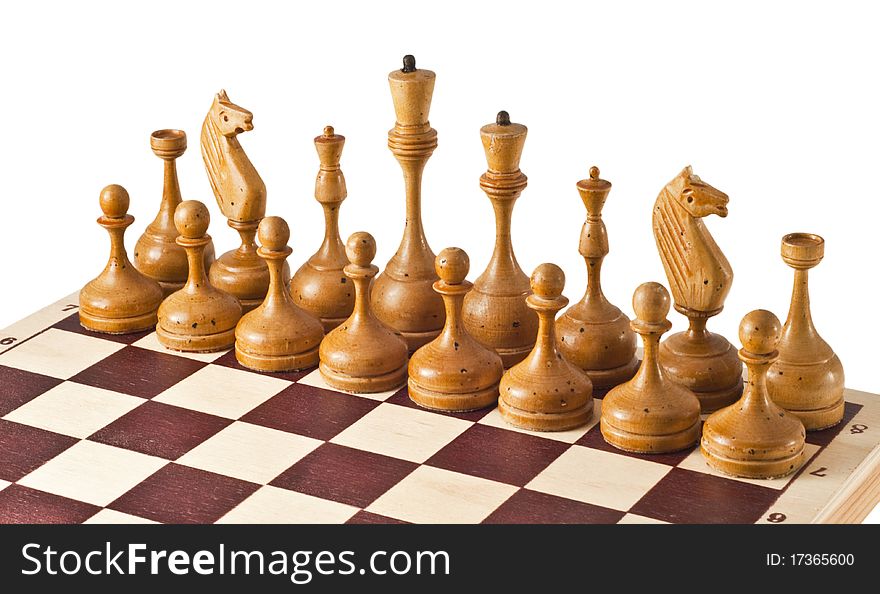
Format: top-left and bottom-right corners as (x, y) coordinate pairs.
(652, 166), (743, 412)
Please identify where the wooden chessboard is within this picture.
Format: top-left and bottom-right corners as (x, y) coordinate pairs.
(1, 293), (878, 525)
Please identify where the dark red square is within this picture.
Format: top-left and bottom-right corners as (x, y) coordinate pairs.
(53, 312), (152, 345)
(575, 422), (697, 466)
(212, 350), (312, 382)
(426, 424), (569, 486)
(346, 510), (410, 525)
(0, 485), (100, 524)
(69, 346), (205, 398)
(0, 365), (63, 416)
(241, 383), (379, 441)
(271, 443), (417, 508)
(629, 467), (781, 524)
(108, 463), (259, 524)
(386, 386), (495, 422)
(0, 420), (78, 482)
(806, 402), (863, 447)
(89, 401), (232, 460)
(483, 489), (624, 524)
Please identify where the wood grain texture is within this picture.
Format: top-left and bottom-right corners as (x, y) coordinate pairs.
(408, 248), (503, 411)
(701, 310), (807, 479)
(462, 111), (537, 368)
(652, 166), (742, 412)
(289, 126), (354, 331)
(79, 185), (164, 334)
(134, 129), (215, 295)
(557, 166), (638, 390)
(370, 56), (444, 352)
(767, 233), (845, 430)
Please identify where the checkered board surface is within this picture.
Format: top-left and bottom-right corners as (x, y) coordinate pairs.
(1, 293), (879, 525)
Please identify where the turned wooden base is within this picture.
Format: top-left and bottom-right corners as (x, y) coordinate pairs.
(408, 379), (499, 412)
(588, 358), (641, 392)
(398, 328), (441, 353)
(601, 419), (701, 454)
(210, 248), (281, 315)
(498, 397), (593, 432)
(79, 310), (157, 335)
(787, 397), (846, 431)
(235, 344), (319, 373)
(701, 441), (806, 480)
(660, 330), (743, 412)
(319, 362), (407, 394)
(156, 325), (236, 353)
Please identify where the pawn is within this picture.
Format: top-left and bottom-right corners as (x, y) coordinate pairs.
(235, 217), (324, 372)
(79, 184), (164, 334)
(498, 264), (593, 431)
(319, 232), (408, 393)
(701, 310), (806, 479)
(408, 248), (504, 411)
(156, 201), (242, 352)
(600, 282), (701, 453)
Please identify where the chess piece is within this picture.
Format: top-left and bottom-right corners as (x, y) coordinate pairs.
(498, 263), (593, 431)
(767, 233), (845, 430)
(557, 166), (638, 391)
(600, 282), (701, 453)
(134, 129), (216, 296)
(701, 310), (806, 479)
(652, 166), (742, 412)
(79, 184), (164, 334)
(320, 232), (409, 393)
(371, 55), (445, 352)
(156, 200), (242, 352)
(408, 248), (504, 411)
(235, 216), (324, 372)
(289, 126), (354, 332)
(462, 111), (538, 367)
(201, 90), (281, 313)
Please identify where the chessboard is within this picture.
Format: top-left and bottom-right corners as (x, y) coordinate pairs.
(1, 293), (879, 525)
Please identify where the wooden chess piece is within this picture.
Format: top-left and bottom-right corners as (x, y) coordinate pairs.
(652, 166), (743, 412)
(600, 282), (701, 453)
(462, 111), (538, 368)
(557, 166), (638, 392)
(320, 232), (409, 393)
(289, 126), (354, 332)
(498, 263), (593, 431)
(767, 233), (845, 430)
(79, 184), (164, 334)
(408, 248), (504, 411)
(235, 216), (324, 372)
(371, 55), (445, 352)
(201, 90), (281, 313)
(156, 200), (242, 352)
(134, 129), (216, 296)
(701, 309), (806, 479)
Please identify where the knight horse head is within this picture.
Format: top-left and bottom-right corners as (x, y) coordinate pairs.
(669, 166), (729, 219)
(652, 166), (733, 314)
(200, 90), (266, 223)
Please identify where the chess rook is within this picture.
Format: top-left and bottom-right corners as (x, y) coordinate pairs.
(701, 309), (806, 479)
(408, 248), (504, 411)
(320, 232), (409, 393)
(652, 166), (743, 412)
(202, 90), (280, 313)
(289, 126), (354, 332)
(557, 166), (638, 391)
(134, 129), (215, 296)
(79, 184), (164, 334)
(370, 55), (445, 352)
(600, 282), (701, 453)
(463, 111), (538, 367)
(767, 233), (845, 430)
(156, 200), (242, 352)
(235, 216), (324, 372)
(498, 263), (593, 431)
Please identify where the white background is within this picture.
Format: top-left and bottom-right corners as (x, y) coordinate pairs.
(1, 1), (878, 522)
